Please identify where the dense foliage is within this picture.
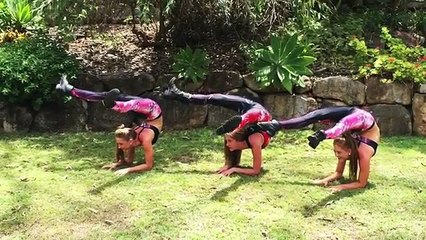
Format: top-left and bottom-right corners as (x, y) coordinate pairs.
(351, 27), (426, 83)
(249, 34), (316, 93)
(1, 0), (425, 107)
(0, 0), (35, 32)
(172, 46), (210, 83)
(0, 36), (79, 109)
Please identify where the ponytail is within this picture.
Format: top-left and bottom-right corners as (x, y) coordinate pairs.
(115, 126), (137, 141)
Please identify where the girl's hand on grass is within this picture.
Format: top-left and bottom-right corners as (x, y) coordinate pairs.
(115, 168), (130, 176)
(312, 179), (328, 186)
(220, 167), (236, 177)
(329, 186), (342, 193)
(216, 165), (230, 174)
(102, 162), (118, 170)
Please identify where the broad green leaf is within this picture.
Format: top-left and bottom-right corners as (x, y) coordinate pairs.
(286, 46), (305, 62)
(289, 56), (316, 67)
(259, 51), (276, 64)
(279, 35), (290, 58)
(249, 60), (270, 71)
(292, 65), (313, 75)
(281, 71), (293, 93)
(282, 34), (298, 58)
(281, 65), (297, 76)
(271, 72), (282, 89)
(270, 35), (282, 57)
(277, 66), (287, 82)
(257, 65), (272, 76)
(270, 35), (289, 59)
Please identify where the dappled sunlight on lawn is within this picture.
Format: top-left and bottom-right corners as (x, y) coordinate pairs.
(0, 129), (425, 239)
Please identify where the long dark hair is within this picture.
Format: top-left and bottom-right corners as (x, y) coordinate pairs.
(114, 126), (137, 162)
(223, 124), (258, 167)
(223, 126), (249, 167)
(333, 133), (359, 181)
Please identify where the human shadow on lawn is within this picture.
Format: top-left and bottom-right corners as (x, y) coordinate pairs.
(301, 182), (376, 218)
(268, 179), (314, 186)
(156, 169), (215, 175)
(87, 173), (141, 195)
(210, 170), (268, 201)
(0, 132), (115, 171)
(88, 166), (220, 195)
(267, 167), (334, 187)
(0, 131), (220, 173)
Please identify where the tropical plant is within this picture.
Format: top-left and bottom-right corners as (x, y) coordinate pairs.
(0, 0), (37, 32)
(172, 46), (210, 83)
(249, 34), (316, 93)
(350, 27), (426, 83)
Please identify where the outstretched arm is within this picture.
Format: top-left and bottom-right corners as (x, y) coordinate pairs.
(115, 130), (155, 176)
(312, 158), (346, 186)
(221, 133), (263, 176)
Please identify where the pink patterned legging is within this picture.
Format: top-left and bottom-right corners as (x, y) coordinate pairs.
(275, 107), (375, 138)
(323, 108), (375, 138)
(70, 88), (161, 120)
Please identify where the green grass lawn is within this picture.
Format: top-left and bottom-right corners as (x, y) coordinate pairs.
(0, 129), (425, 240)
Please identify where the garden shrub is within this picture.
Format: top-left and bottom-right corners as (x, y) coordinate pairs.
(0, 0), (41, 32)
(350, 27), (426, 83)
(248, 34), (316, 93)
(0, 35), (80, 109)
(172, 46), (210, 83)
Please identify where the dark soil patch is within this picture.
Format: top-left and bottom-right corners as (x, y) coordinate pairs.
(68, 25), (248, 78)
(67, 24), (345, 79)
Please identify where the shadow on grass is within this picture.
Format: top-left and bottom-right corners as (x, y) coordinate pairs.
(210, 170), (268, 201)
(157, 169), (215, 175)
(0, 128), (224, 173)
(0, 132), (114, 171)
(87, 174), (141, 195)
(302, 182), (376, 218)
(269, 179), (314, 186)
(154, 129), (223, 167)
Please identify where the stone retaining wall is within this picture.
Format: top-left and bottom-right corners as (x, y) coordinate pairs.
(1, 71), (425, 136)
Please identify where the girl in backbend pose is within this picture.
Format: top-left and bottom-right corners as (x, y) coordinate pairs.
(56, 75), (163, 176)
(256, 106), (380, 191)
(163, 80), (272, 176)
